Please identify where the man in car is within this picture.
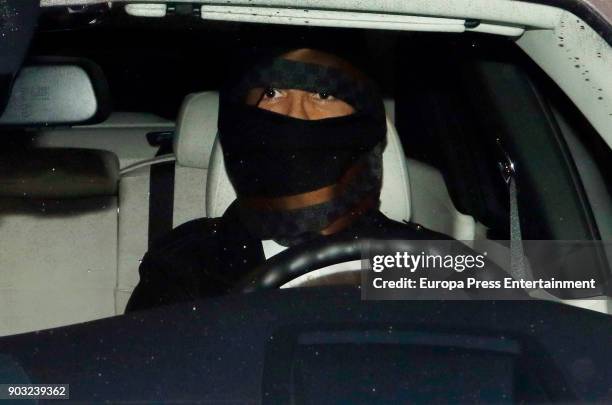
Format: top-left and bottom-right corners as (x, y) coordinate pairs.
(126, 47), (450, 311)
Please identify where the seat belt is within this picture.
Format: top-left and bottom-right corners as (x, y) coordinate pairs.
(498, 140), (532, 282)
(509, 175), (529, 280)
(147, 132), (176, 248)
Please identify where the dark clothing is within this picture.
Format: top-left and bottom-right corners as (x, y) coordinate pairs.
(126, 202), (449, 312)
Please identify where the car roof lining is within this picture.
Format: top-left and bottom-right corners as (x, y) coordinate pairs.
(40, 0), (561, 28)
(39, 0), (611, 44)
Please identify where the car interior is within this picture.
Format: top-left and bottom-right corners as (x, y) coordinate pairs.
(0, 2), (611, 403)
(0, 4), (610, 339)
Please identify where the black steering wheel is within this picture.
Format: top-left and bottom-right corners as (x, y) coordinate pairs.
(235, 238), (528, 299)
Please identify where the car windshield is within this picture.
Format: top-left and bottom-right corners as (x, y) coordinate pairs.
(0, 1), (611, 403)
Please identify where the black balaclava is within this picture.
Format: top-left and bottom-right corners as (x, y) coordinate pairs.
(218, 50), (387, 246)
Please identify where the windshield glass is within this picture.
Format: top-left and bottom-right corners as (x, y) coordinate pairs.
(0, 3), (611, 403)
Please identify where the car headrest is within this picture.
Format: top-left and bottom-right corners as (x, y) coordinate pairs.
(204, 95), (412, 222)
(0, 148), (120, 199)
(173, 92), (219, 168)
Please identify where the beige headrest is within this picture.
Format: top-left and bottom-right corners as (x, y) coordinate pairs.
(173, 92), (219, 169)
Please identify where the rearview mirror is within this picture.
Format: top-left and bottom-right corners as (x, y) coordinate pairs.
(0, 60), (110, 126)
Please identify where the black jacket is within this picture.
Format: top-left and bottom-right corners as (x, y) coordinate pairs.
(126, 202), (450, 312)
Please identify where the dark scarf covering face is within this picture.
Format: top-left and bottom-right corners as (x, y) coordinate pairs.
(218, 55), (387, 246)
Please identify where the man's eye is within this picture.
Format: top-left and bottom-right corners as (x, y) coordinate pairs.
(314, 91), (335, 100)
(263, 87), (281, 99)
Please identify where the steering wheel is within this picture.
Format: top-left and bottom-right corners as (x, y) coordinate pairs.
(234, 238), (528, 299)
